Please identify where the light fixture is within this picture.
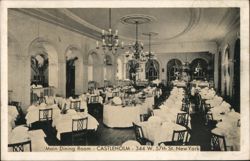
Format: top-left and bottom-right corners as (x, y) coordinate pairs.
(96, 8), (124, 54)
(128, 21), (145, 61)
(143, 32), (158, 60)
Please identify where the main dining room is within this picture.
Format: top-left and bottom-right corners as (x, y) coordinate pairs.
(7, 7), (241, 152)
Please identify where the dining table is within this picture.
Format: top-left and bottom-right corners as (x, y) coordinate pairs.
(25, 103), (61, 125)
(8, 125), (48, 152)
(138, 121), (187, 145)
(52, 110), (99, 140)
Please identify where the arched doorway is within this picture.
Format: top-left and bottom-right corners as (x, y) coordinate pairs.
(233, 39), (240, 112)
(145, 59), (159, 81)
(31, 53), (49, 87)
(190, 58), (208, 80)
(166, 59), (182, 82)
(29, 38), (58, 88)
(65, 46), (82, 97)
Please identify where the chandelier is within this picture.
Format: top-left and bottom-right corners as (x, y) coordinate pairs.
(128, 21), (146, 62)
(143, 32), (158, 60)
(96, 8), (124, 54)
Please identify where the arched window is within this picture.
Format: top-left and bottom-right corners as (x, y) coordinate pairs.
(166, 59), (182, 81)
(223, 46), (230, 97)
(145, 59), (159, 81)
(190, 58), (208, 80)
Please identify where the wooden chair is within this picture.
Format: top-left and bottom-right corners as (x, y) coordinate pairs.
(159, 130), (189, 146)
(139, 114), (148, 122)
(205, 112), (213, 125)
(72, 117), (88, 145)
(210, 133), (227, 151)
(8, 140), (32, 152)
(39, 108), (53, 122)
(181, 103), (190, 113)
(132, 122), (153, 145)
(112, 91), (120, 97)
(176, 112), (189, 127)
(149, 110), (154, 117)
(89, 95), (99, 104)
(70, 100), (81, 112)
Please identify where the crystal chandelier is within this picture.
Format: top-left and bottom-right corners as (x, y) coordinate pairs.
(143, 32), (158, 60)
(127, 21), (146, 62)
(96, 8), (124, 54)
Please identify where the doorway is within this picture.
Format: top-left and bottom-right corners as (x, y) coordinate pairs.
(66, 58), (77, 98)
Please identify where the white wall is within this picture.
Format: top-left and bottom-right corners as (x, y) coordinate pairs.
(8, 10), (115, 111)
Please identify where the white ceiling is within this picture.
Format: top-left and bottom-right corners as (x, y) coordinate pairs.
(15, 8), (240, 44)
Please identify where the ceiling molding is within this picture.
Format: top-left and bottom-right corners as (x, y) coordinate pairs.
(13, 9), (100, 41)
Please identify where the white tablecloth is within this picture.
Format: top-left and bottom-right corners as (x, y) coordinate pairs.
(212, 111), (240, 151)
(212, 127), (240, 151)
(139, 121), (186, 145)
(8, 105), (19, 120)
(153, 108), (191, 129)
(25, 104), (61, 125)
(52, 112), (99, 140)
(8, 127), (48, 152)
(103, 105), (141, 128)
(8, 105), (19, 132)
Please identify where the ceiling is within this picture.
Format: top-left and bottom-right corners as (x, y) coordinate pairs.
(14, 8), (240, 45)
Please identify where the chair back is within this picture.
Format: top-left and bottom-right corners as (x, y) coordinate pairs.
(9, 101), (23, 115)
(176, 112), (189, 127)
(8, 140), (32, 152)
(39, 108), (53, 121)
(112, 91), (119, 97)
(172, 130), (189, 145)
(72, 117), (88, 133)
(132, 122), (144, 143)
(140, 114), (148, 122)
(210, 133), (227, 151)
(70, 100), (81, 111)
(181, 102), (190, 113)
(89, 95), (99, 104)
(206, 112), (214, 123)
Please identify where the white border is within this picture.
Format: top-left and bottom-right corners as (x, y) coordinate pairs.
(1, 0), (249, 160)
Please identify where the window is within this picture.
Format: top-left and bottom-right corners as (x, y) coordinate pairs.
(145, 59), (159, 81)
